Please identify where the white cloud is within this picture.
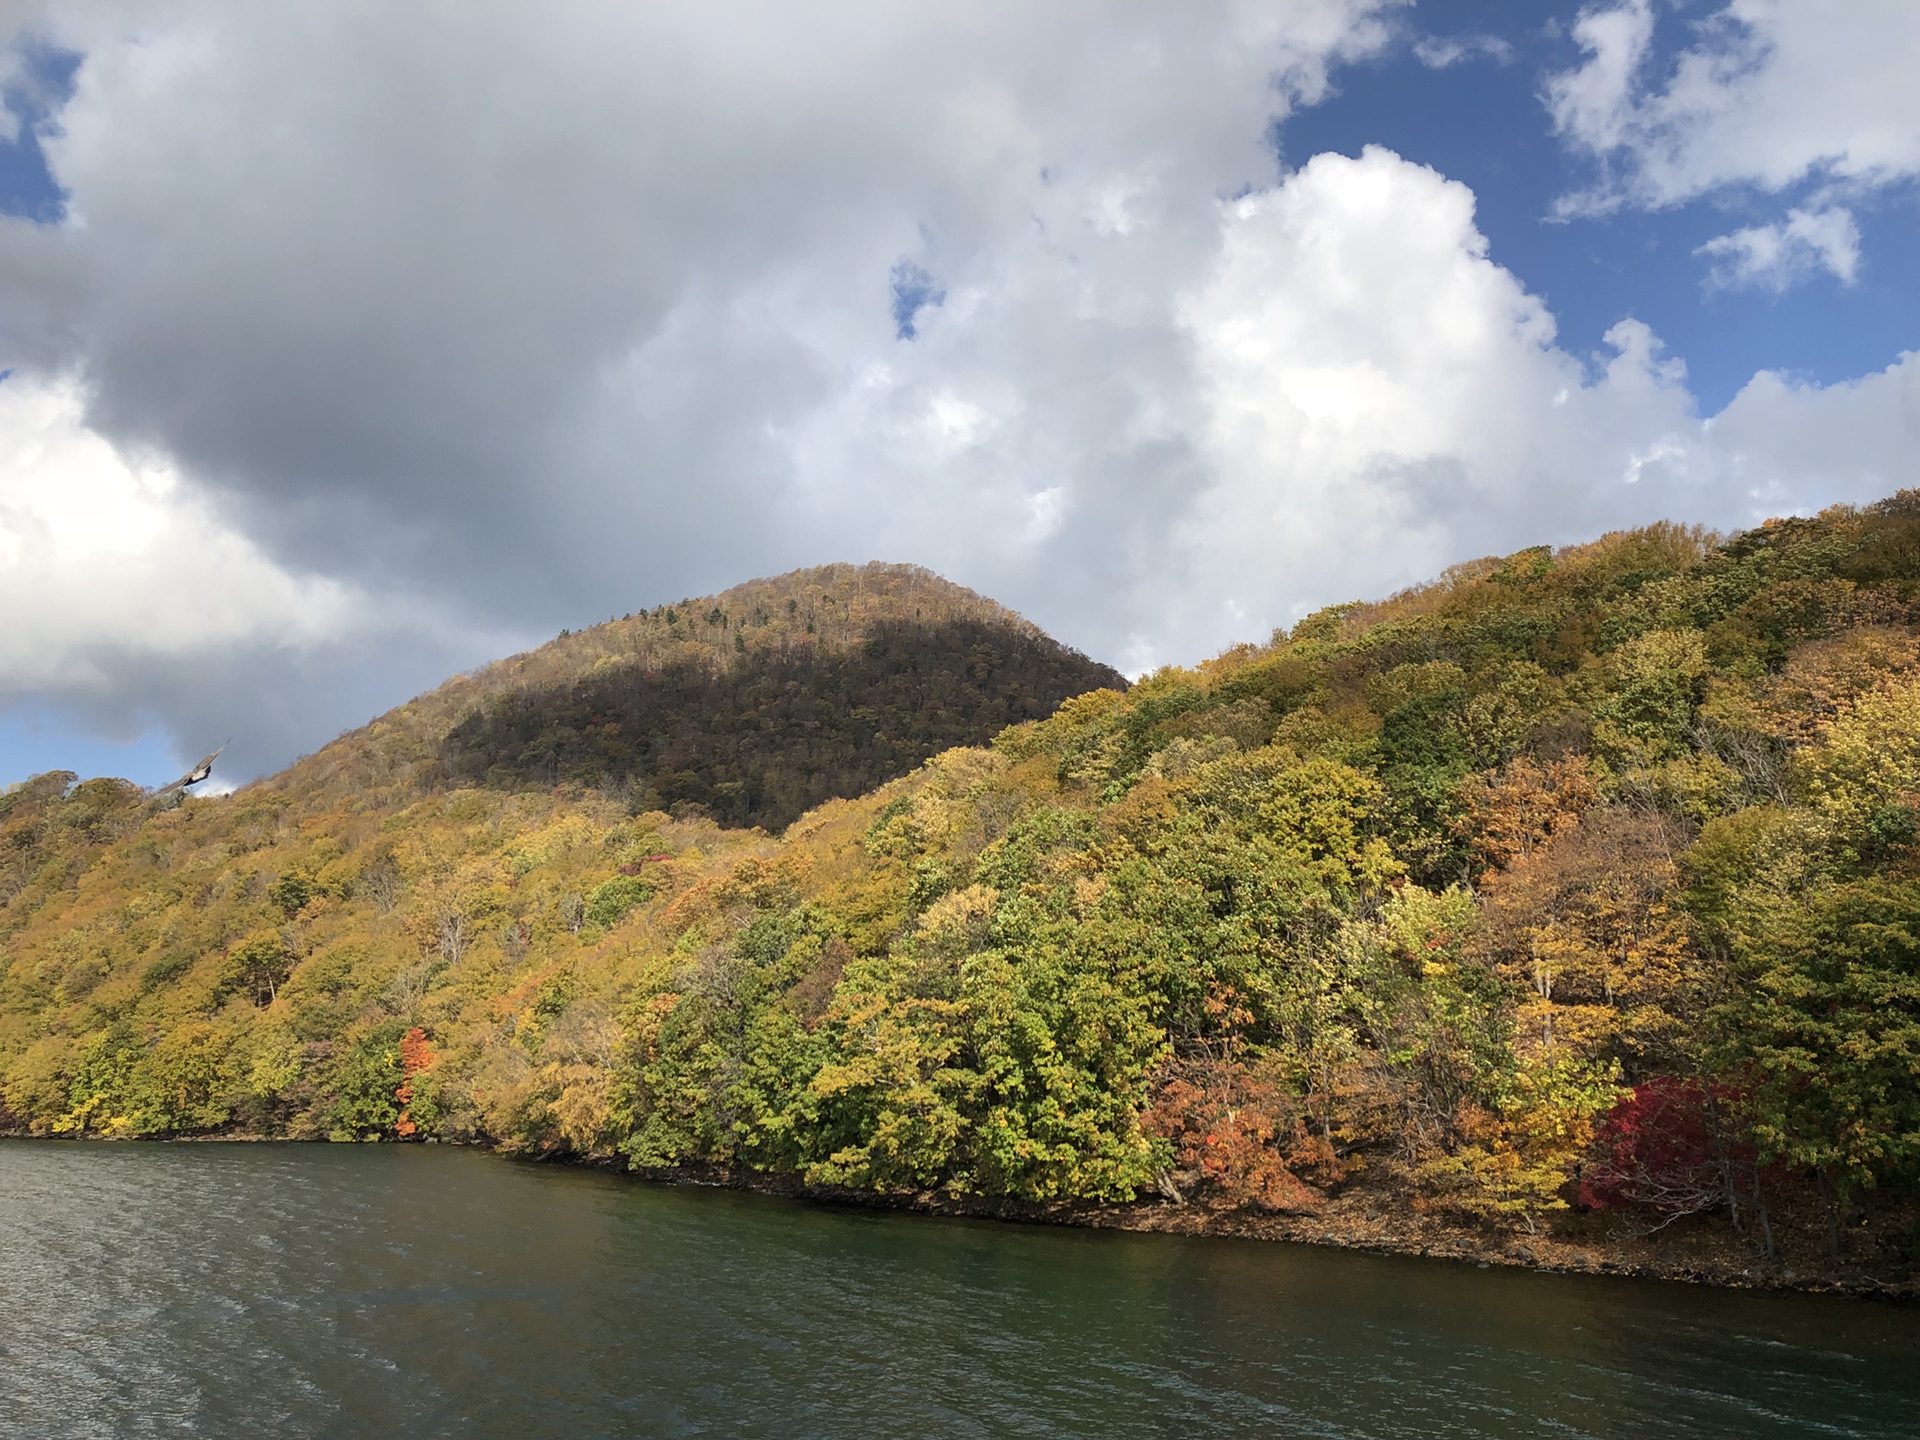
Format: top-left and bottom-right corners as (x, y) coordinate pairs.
(0, 3), (1916, 780)
(1412, 35), (1513, 70)
(0, 373), (357, 692)
(0, 0), (1398, 770)
(1547, 0), (1920, 211)
(1696, 205), (1861, 293)
(0, 370), (524, 776)
(1543, 0), (1657, 174)
(1705, 352), (1920, 510)
(1177, 149), (1693, 639)
(1173, 148), (1915, 645)
(5, 0), (1394, 599)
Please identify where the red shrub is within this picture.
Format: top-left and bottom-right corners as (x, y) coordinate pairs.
(1580, 1076), (1748, 1221)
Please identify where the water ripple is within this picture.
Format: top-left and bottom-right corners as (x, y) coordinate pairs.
(1, 1142), (1915, 1439)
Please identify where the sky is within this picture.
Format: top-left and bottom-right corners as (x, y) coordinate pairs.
(1, 0), (1917, 791)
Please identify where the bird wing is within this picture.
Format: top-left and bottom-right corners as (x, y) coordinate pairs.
(161, 743), (227, 792)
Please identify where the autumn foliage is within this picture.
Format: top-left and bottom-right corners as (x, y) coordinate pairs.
(1143, 1065), (1334, 1212)
(393, 1027), (437, 1137)
(5, 496), (1920, 1271)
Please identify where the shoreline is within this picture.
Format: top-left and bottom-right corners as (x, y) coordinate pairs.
(8, 1130), (1913, 1299)
(617, 1161), (1920, 1302)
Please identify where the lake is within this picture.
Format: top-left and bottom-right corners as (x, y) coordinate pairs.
(1, 1142), (1914, 1438)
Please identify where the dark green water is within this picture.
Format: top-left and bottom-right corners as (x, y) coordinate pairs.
(1, 1143), (1915, 1438)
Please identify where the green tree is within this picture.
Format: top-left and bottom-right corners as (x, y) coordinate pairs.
(328, 1023), (406, 1139)
(1714, 877), (1920, 1206)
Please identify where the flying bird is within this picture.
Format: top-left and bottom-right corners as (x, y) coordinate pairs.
(161, 743), (227, 793)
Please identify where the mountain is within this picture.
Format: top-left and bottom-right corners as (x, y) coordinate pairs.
(436, 564), (1126, 828)
(276, 562), (1123, 830)
(4, 500), (1920, 1288)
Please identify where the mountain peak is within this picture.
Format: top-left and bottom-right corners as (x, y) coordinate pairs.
(472, 561), (1046, 702)
(278, 563), (1123, 829)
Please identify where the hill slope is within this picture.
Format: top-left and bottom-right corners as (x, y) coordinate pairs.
(3, 501), (1919, 1288)
(276, 562), (1124, 827)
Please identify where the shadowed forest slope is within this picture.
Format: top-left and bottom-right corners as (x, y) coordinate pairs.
(442, 615), (1123, 829)
(274, 562), (1123, 825)
(4, 499), (1920, 1287)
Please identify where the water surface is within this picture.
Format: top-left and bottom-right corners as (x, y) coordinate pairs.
(1, 1141), (1914, 1438)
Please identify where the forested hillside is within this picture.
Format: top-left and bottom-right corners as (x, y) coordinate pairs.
(442, 614), (1124, 829)
(4, 500), (1919, 1282)
(283, 562), (1125, 828)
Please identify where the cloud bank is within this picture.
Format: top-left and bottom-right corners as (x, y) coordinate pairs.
(1546, 0), (1920, 207)
(0, 1), (1917, 779)
(1546, 0), (1920, 291)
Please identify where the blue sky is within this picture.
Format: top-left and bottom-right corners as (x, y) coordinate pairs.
(0, 43), (74, 225)
(0, 705), (177, 789)
(1283, 0), (1919, 412)
(1, 1), (1916, 794)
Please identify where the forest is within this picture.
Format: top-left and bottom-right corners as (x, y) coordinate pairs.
(443, 615), (1124, 828)
(2, 503), (1917, 1280)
